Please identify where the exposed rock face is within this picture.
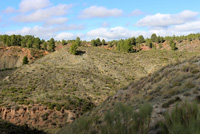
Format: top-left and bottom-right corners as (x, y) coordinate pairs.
(0, 105), (76, 130)
(0, 46), (48, 70)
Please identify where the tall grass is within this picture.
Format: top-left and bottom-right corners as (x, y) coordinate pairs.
(101, 103), (152, 134)
(159, 102), (200, 134)
(59, 103), (152, 134)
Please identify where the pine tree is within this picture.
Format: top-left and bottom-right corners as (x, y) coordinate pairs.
(169, 40), (177, 50)
(102, 39), (106, 45)
(43, 42), (47, 50)
(96, 38), (101, 46)
(69, 42), (78, 55)
(62, 40), (66, 45)
(49, 38), (55, 52)
(23, 56), (29, 65)
(33, 37), (41, 49)
(76, 37), (81, 46)
(151, 33), (157, 43)
(21, 39), (26, 47)
(6, 36), (11, 46)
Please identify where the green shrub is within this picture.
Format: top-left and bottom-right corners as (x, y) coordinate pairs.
(101, 103), (152, 134)
(162, 97), (181, 108)
(59, 116), (98, 134)
(191, 69), (199, 74)
(59, 103), (152, 134)
(41, 113), (49, 121)
(23, 56), (29, 65)
(48, 103), (56, 110)
(159, 102), (200, 134)
(56, 104), (63, 111)
(69, 42), (78, 55)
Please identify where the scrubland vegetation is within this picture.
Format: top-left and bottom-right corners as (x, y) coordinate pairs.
(0, 33), (200, 134)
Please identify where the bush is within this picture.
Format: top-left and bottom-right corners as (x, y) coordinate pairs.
(101, 103), (152, 134)
(56, 104), (63, 111)
(59, 103), (152, 134)
(59, 116), (98, 134)
(69, 42), (78, 55)
(159, 102), (200, 134)
(23, 56), (28, 65)
(41, 113), (49, 121)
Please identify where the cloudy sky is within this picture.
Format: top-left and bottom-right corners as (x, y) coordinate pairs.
(0, 0), (200, 41)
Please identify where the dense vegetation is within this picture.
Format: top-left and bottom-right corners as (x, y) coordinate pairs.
(0, 34), (55, 51)
(90, 33), (200, 52)
(1, 33), (200, 54)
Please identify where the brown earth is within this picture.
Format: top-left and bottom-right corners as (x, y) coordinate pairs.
(0, 104), (76, 133)
(0, 46), (49, 70)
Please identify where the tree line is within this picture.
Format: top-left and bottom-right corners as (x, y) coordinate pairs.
(0, 35), (56, 52)
(90, 33), (200, 53)
(1, 33), (200, 54)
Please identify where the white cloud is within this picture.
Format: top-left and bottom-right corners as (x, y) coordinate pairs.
(129, 9), (144, 16)
(55, 32), (75, 40)
(2, 7), (15, 13)
(6, 24), (84, 39)
(101, 22), (110, 27)
(5, 25), (200, 41)
(19, 0), (51, 13)
(135, 10), (199, 27)
(86, 26), (200, 41)
(13, 4), (72, 23)
(79, 6), (123, 18)
(87, 27), (136, 40)
(170, 21), (200, 32)
(44, 17), (68, 25)
(54, 32), (83, 40)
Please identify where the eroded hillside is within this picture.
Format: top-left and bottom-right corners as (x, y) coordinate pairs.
(0, 45), (199, 133)
(0, 46), (48, 70)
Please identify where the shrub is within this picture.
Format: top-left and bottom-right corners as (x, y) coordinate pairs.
(59, 103), (152, 134)
(191, 69), (199, 74)
(23, 56), (28, 65)
(101, 103), (152, 134)
(56, 104), (63, 111)
(162, 97), (181, 108)
(159, 102), (200, 134)
(59, 116), (98, 134)
(41, 113), (49, 121)
(48, 103), (56, 110)
(69, 42), (78, 55)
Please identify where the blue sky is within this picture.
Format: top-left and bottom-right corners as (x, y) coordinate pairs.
(0, 0), (200, 41)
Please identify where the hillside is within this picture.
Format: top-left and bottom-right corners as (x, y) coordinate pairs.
(59, 55), (200, 134)
(0, 45), (199, 133)
(0, 46), (48, 70)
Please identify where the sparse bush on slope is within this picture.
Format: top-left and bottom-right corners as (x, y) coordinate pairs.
(59, 103), (152, 134)
(159, 102), (200, 134)
(101, 103), (152, 134)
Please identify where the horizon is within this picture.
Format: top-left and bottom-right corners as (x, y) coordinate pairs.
(0, 0), (200, 41)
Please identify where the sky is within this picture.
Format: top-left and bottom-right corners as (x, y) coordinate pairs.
(0, 0), (200, 41)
